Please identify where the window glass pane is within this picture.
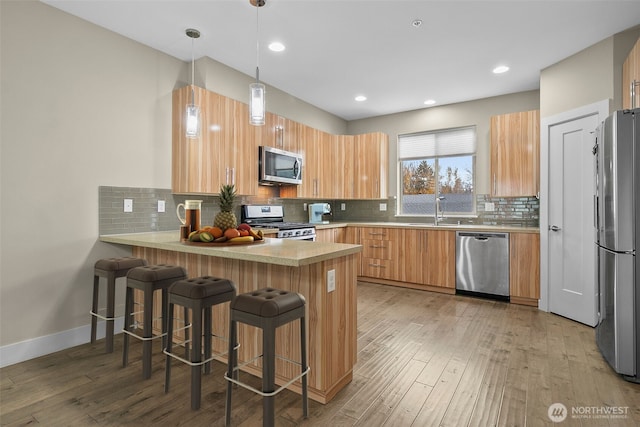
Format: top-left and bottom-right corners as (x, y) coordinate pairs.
(438, 155), (474, 214)
(401, 159), (436, 215)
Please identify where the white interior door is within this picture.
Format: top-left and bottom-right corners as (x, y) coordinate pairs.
(548, 114), (599, 326)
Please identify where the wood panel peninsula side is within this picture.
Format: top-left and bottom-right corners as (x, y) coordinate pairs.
(99, 231), (361, 404)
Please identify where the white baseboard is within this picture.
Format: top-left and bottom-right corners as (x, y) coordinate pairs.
(0, 317), (125, 368)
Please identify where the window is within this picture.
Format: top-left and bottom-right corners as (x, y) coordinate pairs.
(398, 126), (476, 216)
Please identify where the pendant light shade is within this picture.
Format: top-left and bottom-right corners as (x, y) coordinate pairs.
(185, 28), (201, 138)
(250, 0), (266, 126)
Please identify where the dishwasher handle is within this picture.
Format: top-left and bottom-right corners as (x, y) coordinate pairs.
(457, 232), (508, 239)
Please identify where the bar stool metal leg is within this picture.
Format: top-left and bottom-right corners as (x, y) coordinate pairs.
(263, 318), (276, 427)
(105, 271), (117, 353)
(225, 318), (237, 427)
(91, 274), (100, 344)
(300, 315), (308, 418)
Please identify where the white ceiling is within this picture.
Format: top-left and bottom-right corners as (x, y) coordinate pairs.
(42, 0), (640, 121)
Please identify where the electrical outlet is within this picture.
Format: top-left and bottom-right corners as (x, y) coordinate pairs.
(158, 200), (166, 213)
(327, 269), (336, 293)
(485, 202), (495, 212)
(341, 203), (346, 211)
(379, 203), (387, 211)
(303, 203), (307, 211)
(123, 199), (133, 212)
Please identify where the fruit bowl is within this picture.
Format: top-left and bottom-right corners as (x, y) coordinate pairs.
(182, 239), (265, 247)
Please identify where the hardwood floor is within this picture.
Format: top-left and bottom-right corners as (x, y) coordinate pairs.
(1, 282), (639, 426)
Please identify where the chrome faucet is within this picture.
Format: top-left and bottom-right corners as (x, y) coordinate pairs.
(435, 196), (446, 225)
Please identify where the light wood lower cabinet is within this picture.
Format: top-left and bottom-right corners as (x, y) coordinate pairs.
(356, 227), (455, 292)
(315, 227), (346, 243)
(415, 230), (456, 289)
(351, 226), (538, 305)
(509, 233), (540, 306)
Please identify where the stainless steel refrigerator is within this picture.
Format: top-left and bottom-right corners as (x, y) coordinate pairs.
(594, 108), (639, 383)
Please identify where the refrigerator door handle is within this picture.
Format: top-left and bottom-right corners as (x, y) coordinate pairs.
(549, 225), (561, 232)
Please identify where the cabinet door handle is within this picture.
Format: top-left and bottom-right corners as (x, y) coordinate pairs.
(231, 168), (236, 185)
(493, 174), (496, 195)
(368, 263), (385, 268)
(368, 232), (386, 236)
(368, 244), (387, 248)
(225, 167), (229, 184)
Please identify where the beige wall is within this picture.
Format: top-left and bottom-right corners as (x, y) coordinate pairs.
(0, 1), (343, 352)
(347, 91), (540, 196)
(1, 1), (636, 360)
(540, 27), (640, 118)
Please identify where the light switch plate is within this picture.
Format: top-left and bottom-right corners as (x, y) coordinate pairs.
(485, 202), (495, 212)
(327, 269), (336, 293)
(379, 203), (387, 211)
(303, 203), (307, 211)
(124, 199), (133, 212)
(158, 200), (166, 213)
(341, 203), (346, 211)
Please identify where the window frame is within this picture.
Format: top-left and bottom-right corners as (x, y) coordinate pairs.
(397, 126), (477, 217)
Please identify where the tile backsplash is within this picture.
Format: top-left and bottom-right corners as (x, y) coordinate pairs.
(99, 186), (539, 235)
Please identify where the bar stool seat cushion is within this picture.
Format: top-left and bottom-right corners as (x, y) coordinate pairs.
(231, 288), (306, 318)
(127, 264), (187, 282)
(169, 276), (236, 299)
(95, 257), (147, 274)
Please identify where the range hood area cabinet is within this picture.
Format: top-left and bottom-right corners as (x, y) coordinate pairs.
(490, 109), (540, 197)
(279, 131), (388, 199)
(172, 85), (258, 195)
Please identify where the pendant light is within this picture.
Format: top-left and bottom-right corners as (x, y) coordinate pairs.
(250, 0), (266, 126)
(185, 28), (201, 138)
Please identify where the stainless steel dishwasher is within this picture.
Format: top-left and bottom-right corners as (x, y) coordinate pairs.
(455, 231), (510, 300)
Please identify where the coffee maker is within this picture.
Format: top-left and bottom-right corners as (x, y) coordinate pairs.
(308, 203), (331, 224)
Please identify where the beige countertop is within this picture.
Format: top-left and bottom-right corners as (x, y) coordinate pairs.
(314, 222), (539, 234)
(99, 231), (362, 267)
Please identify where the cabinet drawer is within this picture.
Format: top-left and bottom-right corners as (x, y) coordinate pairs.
(361, 228), (389, 240)
(362, 239), (392, 259)
(361, 258), (391, 278)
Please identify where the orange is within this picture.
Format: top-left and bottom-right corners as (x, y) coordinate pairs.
(209, 226), (223, 239)
(238, 229), (250, 237)
(224, 228), (241, 239)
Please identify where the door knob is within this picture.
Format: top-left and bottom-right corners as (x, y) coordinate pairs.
(549, 225), (561, 232)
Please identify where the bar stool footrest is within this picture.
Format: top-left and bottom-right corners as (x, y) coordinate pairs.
(224, 366), (310, 398)
(122, 329), (167, 341)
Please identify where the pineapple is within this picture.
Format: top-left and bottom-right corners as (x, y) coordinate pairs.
(214, 184), (237, 231)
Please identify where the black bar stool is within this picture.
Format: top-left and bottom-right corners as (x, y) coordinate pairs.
(164, 276), (237, 410)
(122, 264), (187, 379)
(225, 288), (309, 427)
(90, 257), (147, 353)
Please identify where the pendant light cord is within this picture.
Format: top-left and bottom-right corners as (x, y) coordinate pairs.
(255, 2), (260, 83)
(191, 34), (195, 105)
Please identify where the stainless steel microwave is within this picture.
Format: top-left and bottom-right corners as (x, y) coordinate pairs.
(258, 146), (302, 185)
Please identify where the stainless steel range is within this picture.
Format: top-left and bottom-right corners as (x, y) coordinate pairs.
(241, 205), (316, 241)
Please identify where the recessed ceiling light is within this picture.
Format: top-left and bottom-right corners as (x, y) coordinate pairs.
(493, 65), (509, 74)
(268, 42), (285, 52)
(355, 95), (367, 102)
(424, 99), (436, 105)
(412, 19), (423, 28)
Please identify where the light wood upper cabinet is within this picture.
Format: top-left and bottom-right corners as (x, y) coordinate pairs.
(509, 232), (540, 306)
(490, 110), (540, 197)
(622, 38), (640, 110)
(173, 85), (388, 199)
(354, 132), (388, 199)
(172, 85), (257, 195)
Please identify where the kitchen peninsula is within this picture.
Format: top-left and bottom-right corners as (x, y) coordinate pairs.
(100, 231), (361, 404)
